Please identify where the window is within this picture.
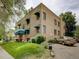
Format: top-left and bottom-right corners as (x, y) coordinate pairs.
(35, 26), (40, 33)
(27, 38), (30, 41)
(54, 29), (57, 35)
(58, 31), (60, 36)
(54, 19), (57, 25)
(36, 28), (40, 33)
(43, 25), (46, 33)
(22, 25), (25, 29)
(26, 19), (30, 25)
(35, 12), (40, 20)
(18, 24), (21, 29)
(58, 21), (60, 27)
(43, 12), (46, 20)
(25, 29), (30, 34)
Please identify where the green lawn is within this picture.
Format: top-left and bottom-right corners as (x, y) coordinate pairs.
(0, 42), (45, 59)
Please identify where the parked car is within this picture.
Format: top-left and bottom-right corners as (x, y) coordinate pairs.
(75, 38), (79, 43)
(58, 39), (65, 44)
(58, 38), (77, 46)
(63, 39), (77, 46)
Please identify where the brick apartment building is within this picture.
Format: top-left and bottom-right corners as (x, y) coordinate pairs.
(15, 3), (65, 41)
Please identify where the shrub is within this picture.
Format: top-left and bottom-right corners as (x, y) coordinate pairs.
(48, 40), (53, 43)
(48, 39), (59, 44)
(36, 36), (45, 44)
(32, 39), (36, 43)
(31, 36), (45, 44)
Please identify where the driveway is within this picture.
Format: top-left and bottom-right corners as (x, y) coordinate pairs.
(52, 43), (79, 59)
(0, 46), (14, 59)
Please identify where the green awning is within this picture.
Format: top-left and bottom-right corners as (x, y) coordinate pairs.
(15, 29), (26, 35)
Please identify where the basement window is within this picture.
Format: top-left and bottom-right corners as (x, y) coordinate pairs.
(27, 38), (30, 41)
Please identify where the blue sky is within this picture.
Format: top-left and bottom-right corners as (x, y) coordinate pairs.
(25, 0), (79, 25)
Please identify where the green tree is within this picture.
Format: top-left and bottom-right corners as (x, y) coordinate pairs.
(0, 0), (26, 38)
(0, 0), (26, 22)
(60, 12), (76, 37)
(75, 26), (79, 38)
(0, 24), (5, 39)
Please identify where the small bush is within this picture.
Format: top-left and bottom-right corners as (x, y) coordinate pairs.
(48, 40), (53, 43)
(32, 39), (36, 43)
(36, 36), (45, 44)
(31, 36), (45, 44)
(48, 39), (59, 44)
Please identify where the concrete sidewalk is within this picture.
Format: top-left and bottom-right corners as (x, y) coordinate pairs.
(0, 46), (14, 59)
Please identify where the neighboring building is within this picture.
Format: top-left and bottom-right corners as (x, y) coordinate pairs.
(15, 3), (65, 41)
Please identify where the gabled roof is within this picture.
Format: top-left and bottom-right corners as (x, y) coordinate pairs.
(38, 3), (60, 19)
(26, 3), (60, 19)
(17, 3), (60, 24)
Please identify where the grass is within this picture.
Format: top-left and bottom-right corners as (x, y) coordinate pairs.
(0, 40), (3, 44)
(0, 42), (45, 59)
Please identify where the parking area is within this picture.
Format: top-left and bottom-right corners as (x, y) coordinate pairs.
(53, 43), (79, 59)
